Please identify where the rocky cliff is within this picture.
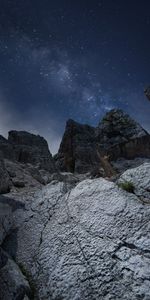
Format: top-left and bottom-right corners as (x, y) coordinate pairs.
(55, 119), (97, 173)
(0, 130), (56, 172)
(55, 109), (150, 173)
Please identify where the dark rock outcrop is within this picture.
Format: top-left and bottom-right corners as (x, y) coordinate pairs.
(54, 119), (98, 173)
(0, 196), (31, 300)
(55, 109), (150, 173)
(0, 136), (15, 161)
(96, 109), (150, 160)
(8, 130), (56, 172)
(144, 86), (150, 101)
(0, 131), (56, 173)
(0, 153), (10, 194)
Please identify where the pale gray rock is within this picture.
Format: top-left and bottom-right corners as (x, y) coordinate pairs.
(3, 163), (150, 300)
(118, 162), (150, 204)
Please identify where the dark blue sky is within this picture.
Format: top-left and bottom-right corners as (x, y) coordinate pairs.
(0, 0), (150, 153)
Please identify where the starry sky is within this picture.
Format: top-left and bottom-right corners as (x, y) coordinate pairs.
(0, 0), (150, 153)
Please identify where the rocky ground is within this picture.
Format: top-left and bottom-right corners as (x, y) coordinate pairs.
(0, 162), (150, 300)
(0, 109), (150, 299)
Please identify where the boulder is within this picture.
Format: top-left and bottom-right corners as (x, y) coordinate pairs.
(0, 249), (31, 300)
(0, 195), (31, 300)
(2, 163), (150, 299)
(4, 159), (50, 189)
(118, 162), (150, 204)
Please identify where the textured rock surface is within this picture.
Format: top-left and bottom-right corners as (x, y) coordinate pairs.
(112, 157), (150, 174)
(0, 154), (10, 194)
(55, 119), (97, 173)
(55, 109), (150, 173)
(4, 160), (44, 192)
(0, 249), (31, 300)
(0, 131), (56, 173)
(118, 162), (150, 204)
(1, 163), (150, 299)
(8, 130), (56, 172)
(0, 195), (31, 300)
(144, 86), (150, 101)
(97, 109), (150, 160)
(0, 135), (15, 161)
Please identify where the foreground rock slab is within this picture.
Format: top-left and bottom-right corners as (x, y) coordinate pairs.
(1, 163), (149, 299)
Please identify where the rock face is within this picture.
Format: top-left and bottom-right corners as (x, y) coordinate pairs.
(0, 135), (15, 161)
(1, 163), (150, 299)
(0, 153), (10, 194)
(144, 86), (150, 101)
(8, 130), (56, 172)
(55, 109), (150, 173)
(0, 195), (32, 300)
(0, 131), (56, 173)
(0, 130), (58, 194)
(97, 109), (150, 160)
(55, 119), (97, 173)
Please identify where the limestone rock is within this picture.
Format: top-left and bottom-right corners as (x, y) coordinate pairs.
(0, 198), (13, 245)
(0, 249), (31, 300)
(0, 135), (15, 161)
(55, 119), (98, 173)
(118, 162), (150, 204)
(3, 163), (150, 299)
(8, 130), (56, 172)
(5, 159), (43, 189)
(0, 131), (56, 173)
(0, 194), (31, 300)
(96, 109), (150, 160)
(0, 154), (10, 194)
(55, 109), (150, 173)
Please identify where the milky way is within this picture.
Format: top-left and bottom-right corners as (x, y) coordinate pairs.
(0, 0), (150, 153)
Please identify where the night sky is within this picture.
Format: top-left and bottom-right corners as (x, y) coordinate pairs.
(0, 0), (150, 153)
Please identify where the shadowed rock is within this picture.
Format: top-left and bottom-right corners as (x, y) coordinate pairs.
(0, 153), (10, 194)
(55, 109), (150, 174)
(55, 119), (98, 173)
(144, 86), (150, 101)
(8, 130), (56, 172)
(96, 109), (150, 160)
